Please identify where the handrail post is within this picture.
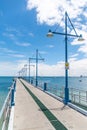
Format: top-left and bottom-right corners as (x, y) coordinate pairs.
(86, 91), (87, 102)
(44, 82), (47, 91)
(11, 82), (15, 106)
(31, 79), (33, 84)
(13, 78), (16, 91)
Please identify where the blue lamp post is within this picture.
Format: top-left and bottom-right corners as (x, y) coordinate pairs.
(28, 58), (35, 83)
(47, 12), (84, 104)
(29, 49), (44, 87)
(29, 58), (31, 82)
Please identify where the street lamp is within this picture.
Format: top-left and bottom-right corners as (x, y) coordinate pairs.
(29, 49), (44, 87)
(47, 12), (84, 104)
(29, 58), (35, 83)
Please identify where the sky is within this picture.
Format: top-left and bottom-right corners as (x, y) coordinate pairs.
(0, 0), (87, 76)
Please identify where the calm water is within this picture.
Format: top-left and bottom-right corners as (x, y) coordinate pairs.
(0, 76), (13, 110)
(0, 76), (87, 110)
(28, 76), (87, 90)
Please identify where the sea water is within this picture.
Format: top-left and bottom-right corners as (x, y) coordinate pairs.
(26, 76), (87, 105)
(0, 76), (87, 111)
(0, 76), (13, 110)
(28, 76), (87, 90)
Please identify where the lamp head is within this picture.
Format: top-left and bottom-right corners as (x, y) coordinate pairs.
(47, 29), (54, 37)
(78, 34), (84, 41)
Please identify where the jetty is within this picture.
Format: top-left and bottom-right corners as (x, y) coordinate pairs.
(10, 78), (87, 130)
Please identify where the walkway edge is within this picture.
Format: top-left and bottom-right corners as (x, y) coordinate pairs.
(8, 107), (14, 130)
(20, 79), (68, 130)
(68, 103), (87, 116)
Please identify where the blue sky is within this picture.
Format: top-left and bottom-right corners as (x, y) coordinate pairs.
(0, 0), (87, 76)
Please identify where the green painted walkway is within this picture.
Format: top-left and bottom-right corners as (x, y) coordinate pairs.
(13, 78), (87, 130)
(21, 80), (67, 130)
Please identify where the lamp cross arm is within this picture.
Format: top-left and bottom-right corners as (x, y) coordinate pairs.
(29, 57), (44, 61)
(52, 31), (80, 38)
(47, 29), (84, 41)
(38, 58), (44, 61)
(28, 64), (35, 67)
(29, 58), (36, 60)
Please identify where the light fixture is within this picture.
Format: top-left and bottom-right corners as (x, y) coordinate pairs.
(46, 12), (85, 105)
(78, 34), (84, 41)
(47, 29), (53, 37)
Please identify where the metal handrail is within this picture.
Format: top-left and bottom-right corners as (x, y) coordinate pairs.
(24, 78), (87, 109)
(0, 80), (16, 130)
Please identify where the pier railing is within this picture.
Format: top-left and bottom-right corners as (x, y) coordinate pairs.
(28, 78), (87, 108)
(0, 80), (16, 130)
(69, 88), (87, 107)
(47, 85), (87, 107)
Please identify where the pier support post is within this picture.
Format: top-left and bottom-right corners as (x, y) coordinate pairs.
(44, 83), (47, 91)
(31, 79), (33, 84)
(11, 88), (15, 106)
(36, 80), (38, 87)
(11, 81), (15, 106)
(14, 81), (16, 92)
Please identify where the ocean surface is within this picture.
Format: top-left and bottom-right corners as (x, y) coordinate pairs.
(0, 76), (14, 110)
(0, 76), (87, 111)
(27, 76), (87, 90)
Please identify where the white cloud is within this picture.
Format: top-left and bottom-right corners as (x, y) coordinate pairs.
(47, 44), (54, 48)
(27, 0), (87, 56)
(23, 60), (87, 77)
(0, 47), (25, 58)
(38, 59), (87, 76)
(70, 53), (79, 58)
(6, 27), (18, 33)
(39, 51), (47, 54)
(28, 32), (34, 37)
(0, 47), (16, 53)
(3, 32), (15, 40)
(1, 58), (87, 76)
(16, 42), (31, 47)
(0, 62), (19, 76)
(1, 1), (87, 76)
(27, 62), (65, 76)
(10, 54), (25, 58)
(27, 0), (87, 26)
(71, 30), (87, 56)
(71, 39), (84, 46)
(69, 58), (87, 76)
(27, 0), (63, 25)
(0, 60), (28, 76)
(78, 44), (87, 55)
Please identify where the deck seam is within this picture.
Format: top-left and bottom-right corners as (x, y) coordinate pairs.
(20, 79), (67, 130)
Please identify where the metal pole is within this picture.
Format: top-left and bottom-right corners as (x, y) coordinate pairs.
(36, 49), (38, 86)
(29, 49), (44, 87)
(64, 12), (69, 104)
(11, 87), (15, 106)
(47, 12), (83, 104)
(24, 64), (27, 78)
(44, 82), (47, 91)
(29, 58), (30, 82)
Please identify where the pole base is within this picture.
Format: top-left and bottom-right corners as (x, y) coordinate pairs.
(64, 87), (70, 105)
(63, 99), (71, 105)
(11, 102), (15, 106)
